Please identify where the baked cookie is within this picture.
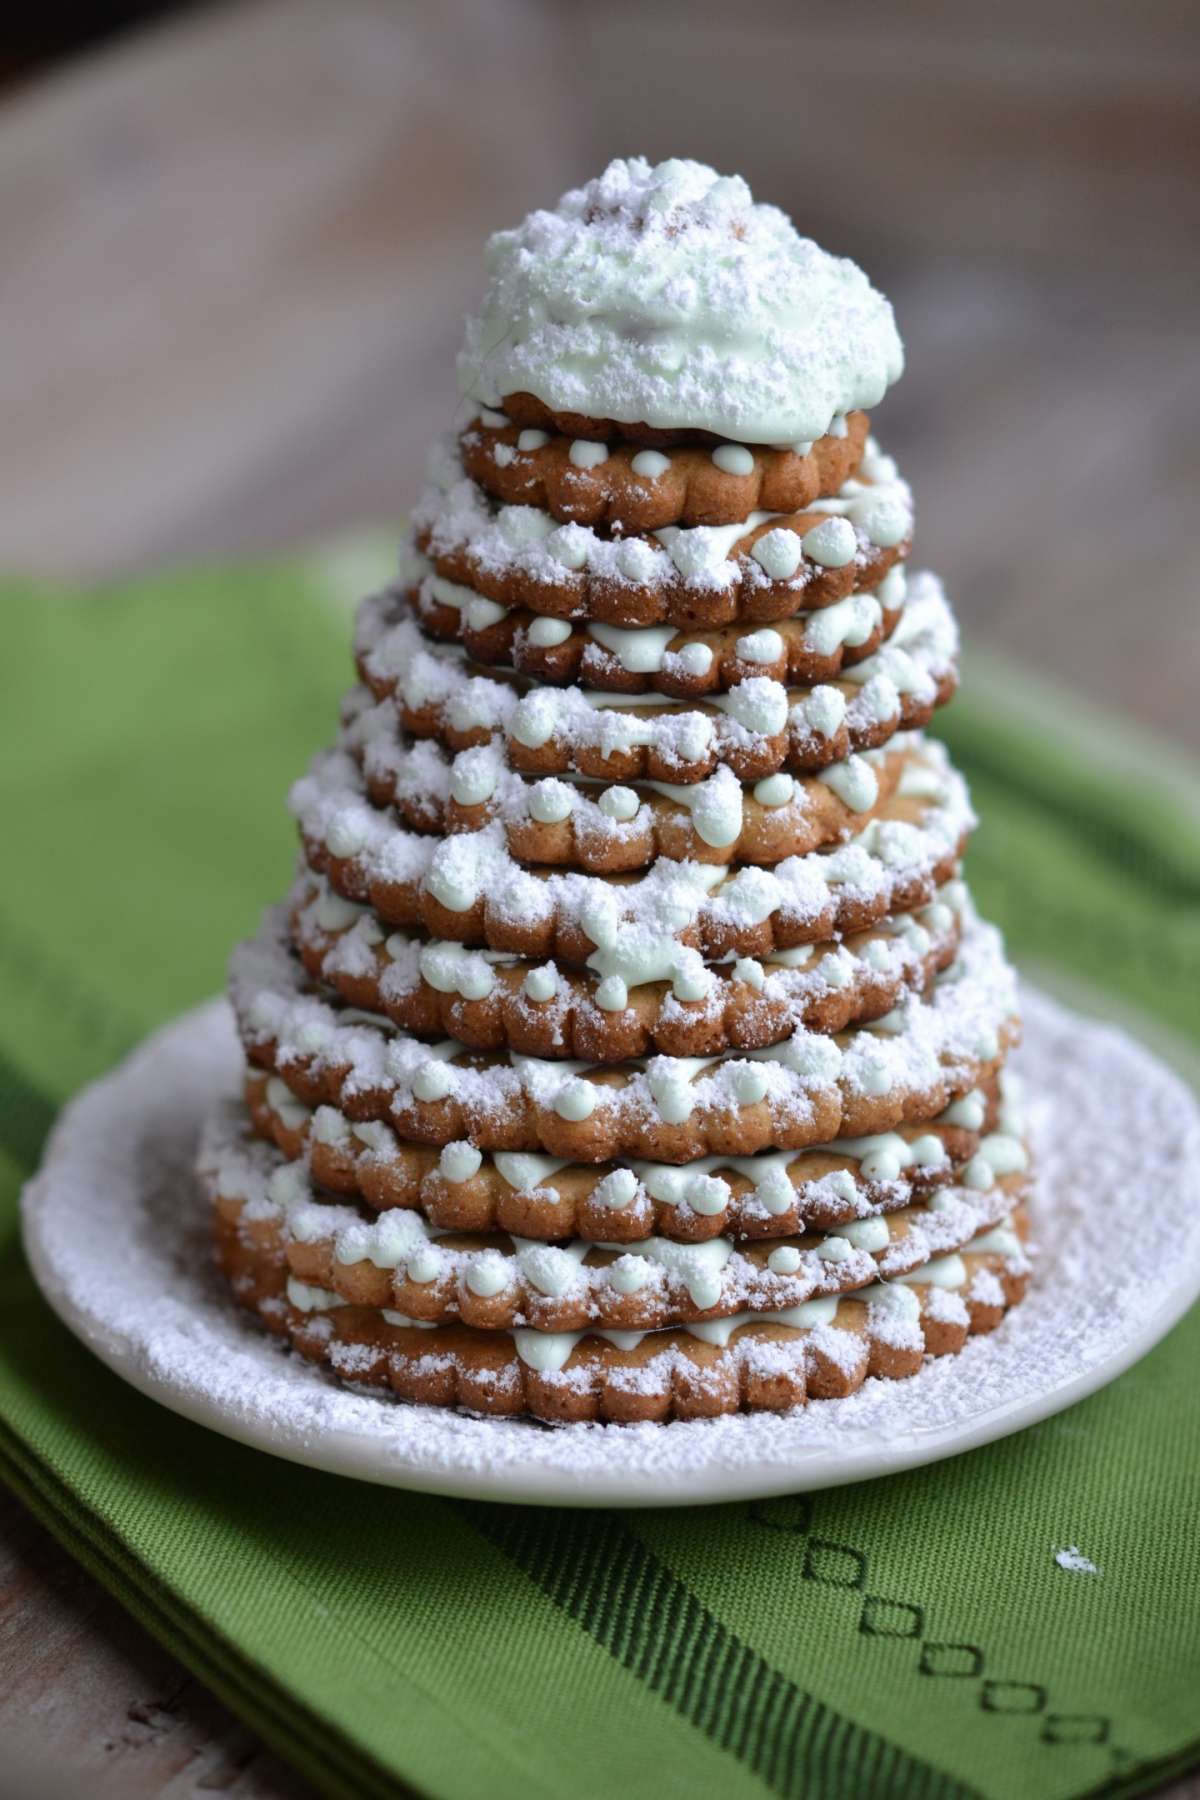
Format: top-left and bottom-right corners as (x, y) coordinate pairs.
(291, 878), (963, 1058)
(412, 438), (911, 630)
(244, 1068), (1022, 1244)
(215, 1209), (1031, 1421)
(231, 906), (1018, 1163)
(356, 568), (957, 783)
(291, 738), (973, 959)
(343, 715), (917, 874)
(204, 1100), (1029, 1332)
(404, 560), (908, 694)
(459, 410), (871, 530)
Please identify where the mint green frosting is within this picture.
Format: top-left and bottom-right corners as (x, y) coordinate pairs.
(458, 158), (903, 443)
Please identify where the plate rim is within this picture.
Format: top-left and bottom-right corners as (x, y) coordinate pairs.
(20, 991), (1200, 1508)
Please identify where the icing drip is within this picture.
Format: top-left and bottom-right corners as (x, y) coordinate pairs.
(286, 1277), (341, 1313)
(288, 738), (975, 987)
(356, 568), (949, 788)
(364, 565), (941, 755)
(412, 446), (911, 601)
(236, 900), (1014, 1144)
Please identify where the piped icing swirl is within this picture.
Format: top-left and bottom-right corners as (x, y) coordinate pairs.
(457, 157), (904, 444)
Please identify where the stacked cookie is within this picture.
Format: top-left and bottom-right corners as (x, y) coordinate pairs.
(202, 158), (1033, 1423)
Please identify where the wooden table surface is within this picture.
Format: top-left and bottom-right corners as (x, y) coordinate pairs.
(1, 2), (1197, 1794)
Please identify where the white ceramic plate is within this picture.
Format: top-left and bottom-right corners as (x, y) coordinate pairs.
(21, 987), (1200, 1508)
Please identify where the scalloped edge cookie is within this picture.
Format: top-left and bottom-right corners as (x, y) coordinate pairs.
(291, 878), (962, 1060)
(498, 391), (865, 449)
(339, 715), (916, 876)
(291, 738), (974, 961)
(245, 1065), (1015, 1244)
(459, 411), (871, 531)
(231, 907), (1019, 1164)
(356, 569), (957, 782)
(204, 1100), (1028, 1334)
(402, 563), (909, 695)
(413, 438), (911, 629)
(214, 1203), (1033, 1422)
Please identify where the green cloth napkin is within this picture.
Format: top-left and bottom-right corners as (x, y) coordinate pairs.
(2, 560), (1198, 1800)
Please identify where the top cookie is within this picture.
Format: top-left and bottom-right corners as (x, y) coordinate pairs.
(457, 157), (904, 445)
(460, 411), (871, 532)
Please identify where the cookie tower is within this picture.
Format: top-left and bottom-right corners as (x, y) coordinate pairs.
(203, 158), (1033, 1423)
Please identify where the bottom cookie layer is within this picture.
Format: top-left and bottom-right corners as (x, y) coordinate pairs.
(215, 1212), (1032, 1424)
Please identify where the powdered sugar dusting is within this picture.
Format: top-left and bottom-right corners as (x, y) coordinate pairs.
(21, 986), (1200, 1505)
(1055, 1546), (1101, 1574)
(457, 157), (904, 444)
